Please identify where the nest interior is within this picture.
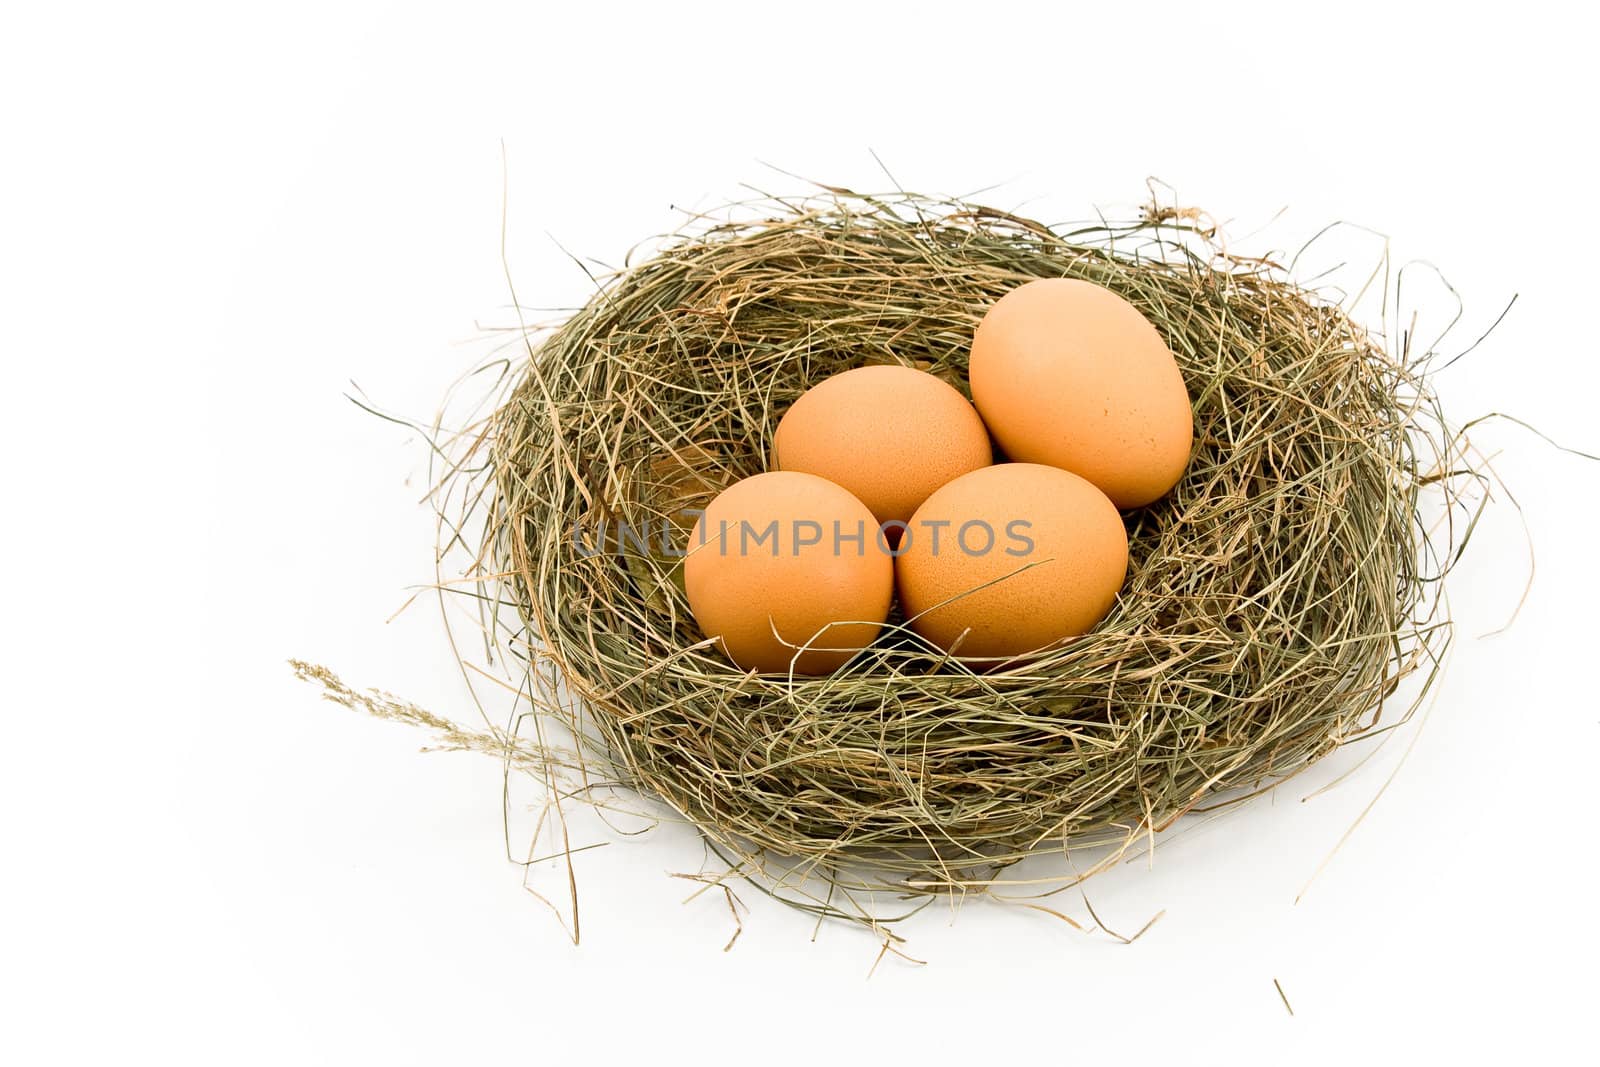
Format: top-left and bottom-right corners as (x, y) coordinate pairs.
(476, 190), (1453, 927)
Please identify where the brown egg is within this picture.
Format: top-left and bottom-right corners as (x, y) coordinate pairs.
(969, 278), (1193, 509)
(894, 463), (1128, 663)
(683, 471), (893, 675)
(772, 364), (993, 527)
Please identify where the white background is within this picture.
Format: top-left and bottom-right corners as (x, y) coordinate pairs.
(5, 2), (1597, 1063)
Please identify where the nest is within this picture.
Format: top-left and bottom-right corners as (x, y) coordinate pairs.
(321, 188), (1472, 936)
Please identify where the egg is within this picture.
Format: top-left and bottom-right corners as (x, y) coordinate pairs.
(894, 463), (1128, 663)
(684, 471), (893, 674)
(772, 364), (993, 527)
(969, 278), (1193, 509)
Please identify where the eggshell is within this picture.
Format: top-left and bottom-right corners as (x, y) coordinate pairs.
(772, 364), (993, 526)
(684, 471), (893, 675)
(969, 278), (1193, 509)
(894, 463), (1128, 663)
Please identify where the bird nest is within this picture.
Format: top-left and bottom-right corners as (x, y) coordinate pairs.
(302, 187), (1471, 939)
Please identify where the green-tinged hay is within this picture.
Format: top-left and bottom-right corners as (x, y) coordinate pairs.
(307, 188), (1474, 936)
